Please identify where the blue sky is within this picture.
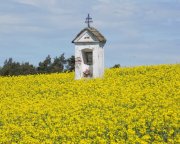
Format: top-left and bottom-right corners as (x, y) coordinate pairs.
(0, 0), (179, 67)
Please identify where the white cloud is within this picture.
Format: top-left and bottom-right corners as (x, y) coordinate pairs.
(13, 0), (38, 7)
(0, 13), (50, 34)
(0, 14), (25, 25)
(93, 0), (180, 26)
(13, 0), (72, 15)
(14, 0), (57, 8)
(0, 14), (27, 33)
(93, 1), (138, 17)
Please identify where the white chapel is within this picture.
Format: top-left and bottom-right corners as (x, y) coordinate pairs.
(72, 14), (106, 79)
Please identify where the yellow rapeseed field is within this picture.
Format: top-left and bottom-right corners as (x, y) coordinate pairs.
(0, 64), (179, 143)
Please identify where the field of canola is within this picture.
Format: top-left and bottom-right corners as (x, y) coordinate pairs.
(0, 64), (179, 143)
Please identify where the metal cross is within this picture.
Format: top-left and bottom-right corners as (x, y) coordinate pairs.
(85, 14), (93, 28)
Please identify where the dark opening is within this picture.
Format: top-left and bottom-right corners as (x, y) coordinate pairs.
(85, 52), (92, 65)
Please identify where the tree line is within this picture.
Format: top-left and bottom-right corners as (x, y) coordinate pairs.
(0, 54), (75, 76)
(0, 53), (121, 76)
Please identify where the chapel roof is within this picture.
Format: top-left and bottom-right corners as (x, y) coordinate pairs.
(72, 27), (106, 43)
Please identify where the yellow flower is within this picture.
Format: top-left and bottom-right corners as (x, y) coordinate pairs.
(0, 64), (179, 143)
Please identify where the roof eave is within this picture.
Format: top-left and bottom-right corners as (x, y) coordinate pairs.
(72, 27), (106, 44)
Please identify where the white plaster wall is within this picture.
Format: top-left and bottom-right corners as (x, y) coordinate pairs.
(75, 46), (82, 79)
(74, 43), (105, 79)
(98, 45), (104, 78)
(93, 46), (99, 78)
(76, 31), (97, 43)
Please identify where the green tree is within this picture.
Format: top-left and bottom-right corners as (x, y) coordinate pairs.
(37, 55), (52, 73)
(66, 55), (75, 72)
(0, 58), (19, 76)
(50, 53), (66, 73)
(0, 58), (36, 76)
(20, 62), (37, 75)
(111, 64), (121, 68)
(0, 53), (75, 76)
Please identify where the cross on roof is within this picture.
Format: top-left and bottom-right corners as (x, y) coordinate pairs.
(85, 14), (93, 28)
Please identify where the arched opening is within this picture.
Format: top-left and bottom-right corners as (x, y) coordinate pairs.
(82, 49), (93, 78)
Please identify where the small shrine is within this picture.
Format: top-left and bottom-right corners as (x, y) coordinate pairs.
(72, 14), (106, 79)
